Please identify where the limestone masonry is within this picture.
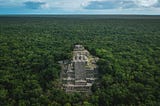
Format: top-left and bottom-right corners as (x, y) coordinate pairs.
(59, 45), (99, 93)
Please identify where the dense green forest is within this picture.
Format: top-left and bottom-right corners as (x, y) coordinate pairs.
(0, 16), (160, 106)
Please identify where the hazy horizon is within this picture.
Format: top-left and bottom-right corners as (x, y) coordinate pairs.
(0, 0), (160, 15)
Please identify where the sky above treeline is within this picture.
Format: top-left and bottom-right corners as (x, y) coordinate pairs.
(0, 0), (160, 15)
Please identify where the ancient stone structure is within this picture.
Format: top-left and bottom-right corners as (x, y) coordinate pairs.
(59, 45), (99, 93)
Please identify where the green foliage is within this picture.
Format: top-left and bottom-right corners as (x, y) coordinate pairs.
(0, 16), (160, 106)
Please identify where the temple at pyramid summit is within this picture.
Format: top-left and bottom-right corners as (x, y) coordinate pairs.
(59, 45), (99, 93)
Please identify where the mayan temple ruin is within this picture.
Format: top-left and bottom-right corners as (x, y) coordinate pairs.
(59, 45), (99, 93)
